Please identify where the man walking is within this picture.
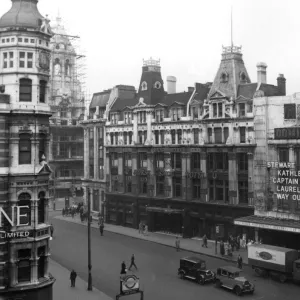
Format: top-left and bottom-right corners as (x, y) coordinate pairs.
(237, 254), (243, 269)
(70, 269), (77, 287)
(50, 224), (54, 238)
(99, 223), (104, 236)
(202, 234), (208, 248)
(175, 236), (180, 251)
(128, 254), (138, 271)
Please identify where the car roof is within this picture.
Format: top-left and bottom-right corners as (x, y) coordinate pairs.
(218, 266), (241, 273)
(181, 256), (205, 264)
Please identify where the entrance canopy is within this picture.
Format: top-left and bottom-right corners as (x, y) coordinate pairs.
(234, 215), (300, 234)
(146, 206), (183, 214)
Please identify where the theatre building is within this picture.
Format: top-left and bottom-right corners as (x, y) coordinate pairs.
(0, 0), (55, 299)
(235, 91), (300, 250)
(104, 48), (285, 239)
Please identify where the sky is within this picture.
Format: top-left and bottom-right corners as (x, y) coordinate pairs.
(1, 0), (300, 99)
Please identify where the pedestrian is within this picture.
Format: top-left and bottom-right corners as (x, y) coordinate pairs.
(50, 223), (54, 238)
(62, 208), (65, 217)
(138, 222), (142, 234)
(175, 236), (180, 251)
(220, 240), (225, 256)
(120, 261), (127, 294)
(237, 254), (243, 269)
(70, 269), (77, 287)
(202, 234), (208, 248)
(144, 224), (148, 236)
(100, 224), (104, 236)
(128, 254), (138, 271)
(53, 200), (56, 211)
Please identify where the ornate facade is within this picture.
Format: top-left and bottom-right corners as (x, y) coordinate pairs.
(104, 47), (285, 239)
(0, 1), (55, 299)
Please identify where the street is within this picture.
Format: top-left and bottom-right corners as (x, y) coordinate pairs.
(50, 213), (300, 300)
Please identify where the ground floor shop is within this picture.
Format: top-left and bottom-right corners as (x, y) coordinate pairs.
(106, 193), (254, 239)
(234, 215), (300, 250)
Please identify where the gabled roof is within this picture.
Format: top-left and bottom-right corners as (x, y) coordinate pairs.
(110, 97), (137, 112)
(90, 90), (111, 109)
(163, 92), (192, 106)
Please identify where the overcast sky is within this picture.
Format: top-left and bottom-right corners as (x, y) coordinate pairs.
(1, 0), (300, 99)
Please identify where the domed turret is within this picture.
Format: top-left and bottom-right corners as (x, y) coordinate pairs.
(0, 0), (44, 29)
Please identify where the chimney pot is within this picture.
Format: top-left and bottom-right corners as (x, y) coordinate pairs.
(256, 62), (267, 84)
(277, 74), (286, 96)
(166, 76), (177, 94)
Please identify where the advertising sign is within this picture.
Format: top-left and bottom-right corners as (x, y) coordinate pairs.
(248, 245), (285, 265)
(215, 224), (224, 238)
(121, 275), (140, 295)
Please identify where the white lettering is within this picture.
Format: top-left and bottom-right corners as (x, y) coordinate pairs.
(0, 207), (15, 227)
(16, 206), (29, 226)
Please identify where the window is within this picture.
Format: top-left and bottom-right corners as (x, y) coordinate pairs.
(156, 153), (164, 168)
(18, 249), (31, 282)
(27, 52), (33, 68)
(194, 129), (199, 144)
(208, 128), (212, 143)
(19, 78), (32, 102)
(238, 181), (248, 204)
(238, 153), (248, 172)
(19, 51), (25, 67)
(18, 37), (22, 42)
(39, 39), (42, 45)
(60, 107), (67, 118)
(156, 109), (164, 122)
(139, 152), (147, 168)
(171, 153), (181, 169)
(214, 128), (222, 143)
(279, 148), (289, 162)
(191, 153), (200, 170)
(172, 177), (182, 197)
(213, 103), (217, 117)
(115, 132), (119, 145)
(123, 132), (128, 145)
(59, 143), (68, 157)
(240, 127), (246, 143)
(124, 112), (132, 124)
(2, 52), (7, 68)
(218, 103), (223, 117)
(192, 179), (201, 199)
(125, 177), (132, 193)
(60, 166), (70, 177)
(155, 131), (159, 144)
(138, 131), (143, 144)
(1, 39), (5, 43)
(138, 111), (146, 123)
(6, 38), (9, 42)
(140, 177), (147, 194)
(208, 153), (228, 171)
(209, 179), (229, 202)
(178, 130), (182, 144)
(284, 104), (296, 119)
(39, 133), (46, 161)
(224, 127), (229, 143)
(128, 132), (132, 145)
(39, 80), (47, 103)
(18, 193), (31, 225)
(19, 133), (31, 164)
(125, 153), (132, 168)
(30, 39), (35, 43)
(172, 107), (181, 121)
(111, 153), (118, 167)
(38, 246), (46, 278)
(171, 130), (176, 144)
(156, 176), (165, 196)
(239, 103), (246, 117)
(38, 191), (45, 224)
(24, 38), (29, 43)
(192, 106), (198, 119)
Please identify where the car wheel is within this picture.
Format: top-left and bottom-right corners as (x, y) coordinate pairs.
(234, 286), (242, 296)
(198, 277), (205, 285)
(279, 274), (287, 283)
(215, 279), (221, 288)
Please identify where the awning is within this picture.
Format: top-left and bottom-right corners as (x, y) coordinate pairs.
(234, 215), (300, 233)
(146, 206), (183, 214)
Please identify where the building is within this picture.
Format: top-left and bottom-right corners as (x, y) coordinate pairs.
(0, 0), (55, 299)
(104, 47), (285, 240)
(234, 89), (300, 250)
(80, 91), (111, 213)
(48, 16), (85, 207)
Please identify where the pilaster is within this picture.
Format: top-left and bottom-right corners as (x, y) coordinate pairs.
(84, 128), (89, 179)
(10, 138), (19, 167)
(228, 152), (238, 204)
(200, 152), (208, 201)
(118, 152), (124, 193)
(146, 111), (152, 143)
(94, 127), (99, 180)
(247, 152), (254, 206)
(182, 152), (191, 200)
(131, 151), (138, 194)
(164, 152), (172, 197)
(133, 112), (138, 144)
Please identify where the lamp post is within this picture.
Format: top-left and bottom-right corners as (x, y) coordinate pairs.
(87, 188), (93, 291)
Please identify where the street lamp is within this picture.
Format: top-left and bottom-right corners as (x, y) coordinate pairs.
(87, 188), (93, 291)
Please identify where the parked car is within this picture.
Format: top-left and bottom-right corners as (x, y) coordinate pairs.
(215, 266), (255, 296)
(178, 256), (216, 285)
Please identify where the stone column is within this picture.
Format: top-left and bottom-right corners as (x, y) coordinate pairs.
(133, 112), (138, 144)
(45, 136), (50, 161)
(94, 127), (99, 180)
(182, 152), (191, 200)
(200, 152), (208, 202)
(31, 137), (39, 165)
(289, 146), (295, 164)
(175, 131), (178, 145)
(83, 128), (89, 179)
(10, 137), (19, 168)
(146, 111), (152, 143)
(247, 152), (254, 206)
(228, 152), (238, 204)
(164, 152), (172, 198)
(106, 152), (111, 193)
(131, 151), (138, 195)
(158, 131), (161, 145)
(118, 152), (124, 193)
(31, 257), (39, 283)
(147, 152), (154, 197)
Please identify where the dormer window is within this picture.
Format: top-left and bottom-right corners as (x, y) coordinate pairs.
(239, 103), (246, 117)
(220, 72), (228, 83)
(111, 113), (118, 124)
(240, 72), (247, 83)
(138, 111), (146, 123)
(124, 111), (132, 124)
(212, 103), (223, 118)
(154, 81), (161, 89)
(141, 81), (147, 91)
(171, 107), (182, 121)
(155, 109), (164, 122)
(191, 106), (198, 119)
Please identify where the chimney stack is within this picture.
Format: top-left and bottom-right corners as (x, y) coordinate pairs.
(256, 62), (267, 84)
(167, 76), (176, 94)
(188, 87), (194, 92)
(277, 74), (286, 96)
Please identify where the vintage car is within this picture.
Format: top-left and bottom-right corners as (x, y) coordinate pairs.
(178, 256), (216, 285)
(215, 266), (255, 296)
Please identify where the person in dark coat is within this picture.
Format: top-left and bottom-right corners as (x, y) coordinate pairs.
(62, 208), (65, 217)
(100, 224), (104, 236)
(237, 254), (243, 269)
(120, 261), (127, 294)
(70, 270), (77, 287)
(128, 254), (138, 271)
(220, 240), (225, 256)
(202, 234), (208, 248)
(50, 224), (54, 238)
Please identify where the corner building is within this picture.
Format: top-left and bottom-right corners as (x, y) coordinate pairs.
(105, 47), (285, 239)
(0, 1), (55, 299)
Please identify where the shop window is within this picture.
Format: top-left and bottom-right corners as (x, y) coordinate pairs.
(38, 191), (45, 224)
(240, 127), (246, 143)
(214, 128), (222, 143)
(238, 153), (248, 172)
(19, 133), (31, 164)
(194, 128), (199, 144)
(284, 104), (296, 119)
(171, 153), (181, 169)
(191, 153), (200, 170)
(238, 181), (248, 204)
(156, 176), (165, 196)
(239, 103), (246, 117)
(192, 179), (201, 199)
(19, 78), (32, 102)
(38, 246), (46, 278)
(172, 177), (182, 197)
(156, 153), (164, 168)
(279, 148), (289, 162)
(139, 152), (147, 168)
(39, 80), (47, 103)
(18, 249), (31, 282)
(17, 193), (31, 225)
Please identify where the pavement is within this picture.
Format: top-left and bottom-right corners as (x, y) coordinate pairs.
(50, 259), (112, 300)
(53, 213), (249, 265)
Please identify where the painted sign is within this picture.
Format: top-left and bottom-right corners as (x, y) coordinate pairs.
(248, 245), (285, 265)
(0, 230), (31, 239)
(121, 275), (140, 295)
(0, 206), (29, 227)
(274, 127), (300, 140)
(234, 221), (300, 233)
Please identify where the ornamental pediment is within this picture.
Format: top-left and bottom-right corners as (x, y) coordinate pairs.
(210, 90), (226, 99)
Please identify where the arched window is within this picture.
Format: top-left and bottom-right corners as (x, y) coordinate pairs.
(19, 78), (32, 102)
(19, 133), (31, 164)
(39, 80), (47, 103)
(18, 193), (31, 226)
(220, 72), (228, 83)
(38, 191), (45, 224)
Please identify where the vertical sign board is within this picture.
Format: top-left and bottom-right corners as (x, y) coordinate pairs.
(216, 224), (224, 238)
